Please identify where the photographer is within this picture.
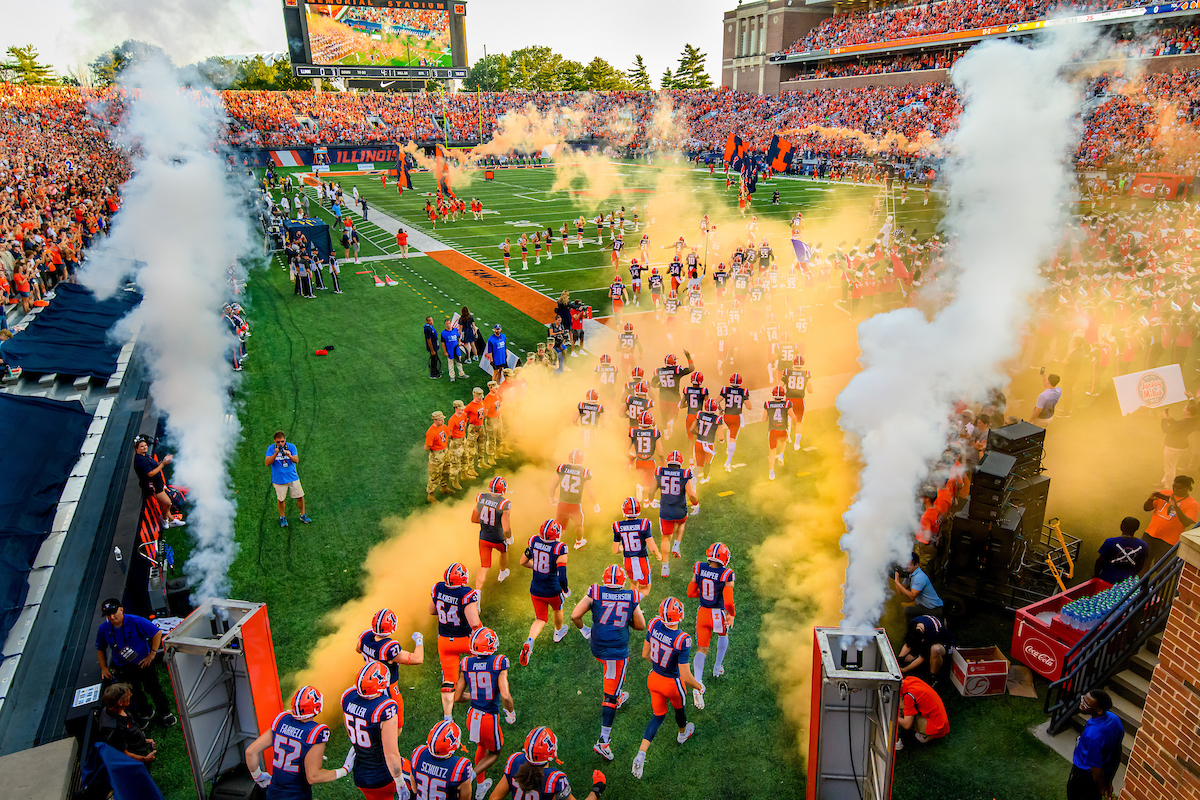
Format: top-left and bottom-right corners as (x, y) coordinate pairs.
(893, 551), (944, 622)
(1142, 475), (1197, 568)
(266, 431), (310, 528)
(96, 599), (175, 728)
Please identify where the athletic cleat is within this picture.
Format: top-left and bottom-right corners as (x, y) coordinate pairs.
(553, 626), (569, 643)
(769, 470), (776, 481)
(671, 541), (681, 558)
(677, 722), (695, 744)
(693, 689), (705, 710)
(724, 463), (732, 473)
(794, 439), (801, 451)
(712, 666), (725, 678)
(650, 500), (660, 509)
(580, 626), (591, 641)
(616, 691), (630, 709)
(519, 642), (532, 666)
(574, 538), (588, 550)
(660, 563), (670, 578)
(594, 741), (614, 761)
(497, 569), (510, 582)
(475, 778), (493, 800)
(279, 516), (288, 528)
(699, 476), (711, 484)
(632, 752), (645, 779)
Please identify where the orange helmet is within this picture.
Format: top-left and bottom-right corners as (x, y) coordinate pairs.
(291, 685), (323, 719)
(729, 372), (743, 386)
(704, 398), (720, 413)
(524, 727), (558, 765)
(667, 449), (683, 465)
(635, 380), (649, 395)
(668, 290), (678, 300)
(706, 542), (731, 567)
(444, 562), (470, 587)
(600, 353), (612, 364)
(586, 389), (599, 402)
(651, 266), (659, 274)
(371, 608), (398, 637)
(356, 661), (390, 699)
(567, 448), (585, 465)
(658, 596), (685, 626)
(691, 371), (704, 385)
(489, 476), (508, 494)
(639, 410), (655, 427)
(603, 564), (627, 589)
(624, 322), (634, 332)
(794, 355), (806, 367)
(772, 385), (787, 398)
(540, 519), (563, 541)
(622, 496), (641, 517)
(427, 720), (462, 759)
(665, 353), (678, 367)
(470, 627), (499, 656)
(631, 366), (645, 380)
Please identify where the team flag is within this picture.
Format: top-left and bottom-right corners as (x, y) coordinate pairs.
(724, 133), (747, 172)
(435, 144), (456, 199)
(791, 237), (813, 264)
(766, 134), (794, 172)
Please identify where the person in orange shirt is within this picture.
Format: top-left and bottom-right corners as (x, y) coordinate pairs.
(424, 410), (451, 503)
(447, 399), (468, 491)
(897, 675), (949, 750)
(1142, 474), (1198, 567)
(483, 381), (502, 466)
(465, 387), (487, 475)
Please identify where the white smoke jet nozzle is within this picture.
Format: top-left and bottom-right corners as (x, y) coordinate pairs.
(834, 30), (1086, 630)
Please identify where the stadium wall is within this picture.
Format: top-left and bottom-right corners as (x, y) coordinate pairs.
(722, 0), (831, 95)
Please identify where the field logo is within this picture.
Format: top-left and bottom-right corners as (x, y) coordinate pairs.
(504, 220), (543, 228)
(1137, 372), (1166, 407)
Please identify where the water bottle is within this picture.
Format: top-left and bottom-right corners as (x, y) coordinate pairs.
(114, 546), (122, 563)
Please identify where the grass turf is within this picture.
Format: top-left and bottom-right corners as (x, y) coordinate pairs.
(146, 167), (1075, 799)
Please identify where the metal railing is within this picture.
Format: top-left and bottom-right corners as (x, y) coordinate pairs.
(1045, 543), (1183, 734)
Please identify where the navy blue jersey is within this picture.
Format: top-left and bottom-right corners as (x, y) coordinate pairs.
(647, 619), (691, 679)
(266, 713), (330, 800)
(656, 465), (693, 520)
(693, 562), (735, 609)
(654, 365), (691, 400)
(721, 385), (749, 415)
(713, 268), (728, 287)
(619, 330), (637, 354)
(502, 753), (571, 800)
(410, 744), (473, 800)
(475, 492), (511, 544)
(555, 463), (590, 504)
(694, 411), (721, 444)
(578, 401), (603, 428)
(629, 262), (644, 281)
(784, 367), (809, 398)
(341, 690), (399, 789)
(613, 518), (652, 558)
(431, 582), (479, 638)
(630, 426), (661, 460)
(765, 399), (791, 431)
(625, 394), (651, 425)
(649, 273), (664, 292)
(526, 535), (568, 597)
(461, 653), (510, 715)
(682, 385), (708, 414)
(587, 583), (640, 660)
(358, 630), (403, 686)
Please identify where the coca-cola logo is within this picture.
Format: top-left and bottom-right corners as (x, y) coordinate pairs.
(1138, 183), (1156, 196)
(1023, 639), (1058, 671)
(1138, 373), (1167, 407)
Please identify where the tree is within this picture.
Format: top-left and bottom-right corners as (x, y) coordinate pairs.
(583, 57), (631, 91)
(90, 40), (171, 86)
(496, 54), (510, 91)
(556, 60), (588, 92)
(463, 53), (505, 92)
(186, 56), (239, 90)
(509, 46), (560, 91)
(628, 55), (651, 91)
(661, 67), (676, 90)
(674, 44), (713, 90)
(3, 45), (56, 85)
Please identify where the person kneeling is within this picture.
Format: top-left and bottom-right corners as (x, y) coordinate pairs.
(897, 675), (949, 750)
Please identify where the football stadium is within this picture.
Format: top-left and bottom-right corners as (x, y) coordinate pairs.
(1, 1), (1200, 800)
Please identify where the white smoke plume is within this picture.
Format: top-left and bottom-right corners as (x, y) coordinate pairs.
(80, 60), (253, 602)
(835, 32), (1087, 629)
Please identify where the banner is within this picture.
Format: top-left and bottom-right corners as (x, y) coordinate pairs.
(435, 144), (456, 199)
(791, 237), (813, 264)
(1113, 364), (1188, 415)
(766, 134), (794, 172)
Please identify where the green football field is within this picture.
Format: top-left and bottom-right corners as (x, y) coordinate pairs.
(143, 164), (1079, 800)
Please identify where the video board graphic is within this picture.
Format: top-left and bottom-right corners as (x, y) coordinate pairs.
(305, 0), (453, 68)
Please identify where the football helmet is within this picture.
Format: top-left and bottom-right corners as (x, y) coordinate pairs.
(635, 380), (649, 395)
(624, 322), (634, 332)
(691, 372), (704, 386)
(651, 266), (659, 274)
(444, 562), (470, 587)
(772, 385), (787, 398)
(356, 661), (390, 699)
(706, 542), (731, 567)
(667, 450), (683, 465)
(622, 496), (641, 517)
(693, 298), (704, 308)
(600, 353), (612, 364)
(525, 727), (558, 765)
(613, 275), (623, 283)
(603, 564), (627, 589)
(489, 476), (508, 494)
(658, 596), (685, 626)
(567, 448), (585, 465)
(794, 355), (806, 367)
(664, 353), (678, 367)
(631, 366), (645, 380)
(470, 627), (499, 657)
(586, 389), (599, 402)
(729, 372), (743, 387)
(703, 398), (720, 413)
(427, 720), (462, 758)
(668, 290), (678, 301)
(540, 519), (563, 541)
(371, 608), (398, 637)
(639, 410), (655, 427)
(291, 685), (322, 720)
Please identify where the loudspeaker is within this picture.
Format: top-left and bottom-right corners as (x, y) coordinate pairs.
(948, 504), (1024, 580)
(988, 421), (1046, 454)
(1010, 474), (1050, 539)
(973, 451), (1016, 491)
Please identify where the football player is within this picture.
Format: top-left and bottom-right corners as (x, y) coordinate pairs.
(624, 380), (653, 432)
(245, 686), (354, 796)
(430, 564), (482, 719)
(519, 520), (571, 666)
(608, 275), (629, 328)
(611, 232), (624, 268)
(762, 386), (793, 481)
(595, 353), (619, 397)
(686, 543), (736, 694)
(342, 662), (407, 800)
(680, 372), (709, 451)
(357, 608), (425, 708)
(452, 627), (514, 799)
(628, 258), (644, 305)
(618, 323), (642, 373)
(653, 351), (695, 439)
(612, 497), (662, 594)
(631, 597), (704, 779)
(688, 399), (724, 484)
(549, 448), (601, 550)
(490, 728), (608, 800)
(571, 564), (647, 761)
(472, 477), (514, 591)
(662, 290), (680, 342)
(648, 450), (698, 577)
(577, 389), (605, 447)
(648, 267), (665, 316)
(629, 411), (664, 504)
(410, 721), (475, 800)
(782, 355), (811, 450)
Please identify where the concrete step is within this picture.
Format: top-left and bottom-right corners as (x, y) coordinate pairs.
(1148, 631), (1163, 655)
(1107, 689), (1144, 733)
(1129, 647), (1159, 682)
(1110, 669), (1152, 706)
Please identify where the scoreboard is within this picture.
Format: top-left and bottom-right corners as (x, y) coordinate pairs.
(283, 0), (468, 82)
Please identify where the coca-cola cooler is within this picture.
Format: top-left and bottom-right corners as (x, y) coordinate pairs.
(1011, 578), (1111, 680)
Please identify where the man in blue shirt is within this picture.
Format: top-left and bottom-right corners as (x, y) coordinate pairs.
(894, 551), (944, 622)
(441, 318), (466, 382)
(1094, 516), (1149, 583)
(423, 316), (442, 379)
(485, 324), (508, 382)
(266, 431), (310, 527)
(1068, 691), (1124, 800)
(96, 598), (176, 727)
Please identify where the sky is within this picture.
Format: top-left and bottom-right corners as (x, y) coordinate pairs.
(7, 0), (730, 86)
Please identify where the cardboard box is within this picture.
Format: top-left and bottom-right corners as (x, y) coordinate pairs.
(950, 646), (1010, 697)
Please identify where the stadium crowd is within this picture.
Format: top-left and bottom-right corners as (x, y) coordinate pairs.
(793, 50), (965, 80)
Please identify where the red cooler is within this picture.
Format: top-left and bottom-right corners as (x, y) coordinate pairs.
(1012, 578), (1110, 680)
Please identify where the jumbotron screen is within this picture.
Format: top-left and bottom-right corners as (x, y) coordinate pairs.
(306, 0), (454, 68)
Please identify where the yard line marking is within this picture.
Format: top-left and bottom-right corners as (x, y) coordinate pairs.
(718, 491), (735, 497)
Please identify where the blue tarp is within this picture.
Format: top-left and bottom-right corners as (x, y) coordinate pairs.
(0, 394), (91, 647)
(3, 283), (141, 379)
(284, 218), (335, 262)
